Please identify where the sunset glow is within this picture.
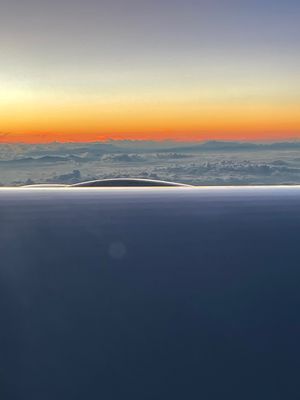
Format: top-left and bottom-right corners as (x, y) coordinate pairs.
(0, 0), (299, 143)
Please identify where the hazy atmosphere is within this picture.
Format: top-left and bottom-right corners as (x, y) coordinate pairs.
(2, 140), (300, 186)
(0, 0), (299, 142)
(1, 1), (299, 184)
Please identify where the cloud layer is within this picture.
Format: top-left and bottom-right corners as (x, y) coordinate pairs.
(1, 141), (300, 186)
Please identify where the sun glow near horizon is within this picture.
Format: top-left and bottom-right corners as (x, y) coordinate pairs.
(0, 0), (299, 143)
(1, 95), (299, 143)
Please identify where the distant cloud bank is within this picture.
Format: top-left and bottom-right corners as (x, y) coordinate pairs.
(1, 140), (300, 186)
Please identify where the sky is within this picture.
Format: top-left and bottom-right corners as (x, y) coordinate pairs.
(0, 0), (299, 142)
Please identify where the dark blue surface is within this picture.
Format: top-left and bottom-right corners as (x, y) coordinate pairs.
(1, 187), (300, 399)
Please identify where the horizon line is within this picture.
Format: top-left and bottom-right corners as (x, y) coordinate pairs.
(1, 138), (300, 145)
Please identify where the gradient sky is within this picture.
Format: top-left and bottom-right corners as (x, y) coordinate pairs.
(0, 0), (299, 142)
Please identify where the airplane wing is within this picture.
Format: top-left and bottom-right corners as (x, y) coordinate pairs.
(1, 185), (300, 399)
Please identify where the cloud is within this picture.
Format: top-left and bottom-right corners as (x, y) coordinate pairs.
(101, 154), (144, 163)
(1, 140), (300, 186)
(48, 169), (82, 184)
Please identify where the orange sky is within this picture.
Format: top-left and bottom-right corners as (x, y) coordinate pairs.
(1, 0), (299, 144)
(1, 100), (299, 143)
